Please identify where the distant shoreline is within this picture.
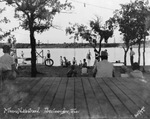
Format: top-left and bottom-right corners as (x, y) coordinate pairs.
(0, 42), (149, 48)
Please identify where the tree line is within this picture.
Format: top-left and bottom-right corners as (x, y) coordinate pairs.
(0, 42), (122, 48)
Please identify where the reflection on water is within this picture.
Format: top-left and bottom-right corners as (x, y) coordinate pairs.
(0, 47), (150, 66)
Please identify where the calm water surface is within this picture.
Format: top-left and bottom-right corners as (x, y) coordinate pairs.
(0, 47), (150, 66)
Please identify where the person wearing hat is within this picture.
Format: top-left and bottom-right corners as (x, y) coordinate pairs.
(93, 50), (115, 77)
(0, 44), (17, 80)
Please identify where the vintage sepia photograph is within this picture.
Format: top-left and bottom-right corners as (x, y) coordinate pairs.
(0, 0), (150, 119)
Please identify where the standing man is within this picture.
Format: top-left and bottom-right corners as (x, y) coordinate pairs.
(47, 50), (51, 64)
(130, 47), (135, 66)
(86, 50), (91, 66)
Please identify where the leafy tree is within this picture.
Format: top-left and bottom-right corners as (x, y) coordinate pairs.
(66, 16), (113, 59)
(1, 0), (72, 77)
(110, 3), (138, 65)
(131, 0), (150, 65)
(109, 0), (150, 66)
(142, 1), (150, 72)
(0, 7), (12, 39)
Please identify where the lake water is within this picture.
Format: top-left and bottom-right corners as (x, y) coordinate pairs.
(0, 47), (150, 66)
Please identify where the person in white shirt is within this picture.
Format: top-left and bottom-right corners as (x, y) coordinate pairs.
(72, 57), (77, 65)
(21, 51), (25, 63)
(93, 50), (115, 78)
(130, 47), (135, 66)
(0, 45), (17, 80)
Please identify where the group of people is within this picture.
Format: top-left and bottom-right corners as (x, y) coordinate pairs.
(93, 48), (144, 79)
(60, 56), (71, 67)
(66, 47), (144, 79)
(67, 58), (88, 77)
(0, 43), (143, 79)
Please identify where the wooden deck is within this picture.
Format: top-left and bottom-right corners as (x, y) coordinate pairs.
(0, 77), (150, 119)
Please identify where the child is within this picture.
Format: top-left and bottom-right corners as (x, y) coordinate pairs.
(81, 59), (88, 75)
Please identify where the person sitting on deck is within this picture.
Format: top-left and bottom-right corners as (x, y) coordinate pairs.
(120, 65), (130, 77)
(81, 59), (88, 75)
(130, 62), (144, 78)
(93, 50), (115, 78)
(0, 45), (17, 80)
(67, 62), (77, 77)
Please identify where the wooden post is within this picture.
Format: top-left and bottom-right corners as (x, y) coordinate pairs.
(42, 50), (44, 64)
(36, 50), (44, 64)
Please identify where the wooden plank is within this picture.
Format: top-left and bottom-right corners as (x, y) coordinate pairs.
(81, 77), (103, 118)
(115, 77), (150, 105)
(0, 78), (32, 119)
(103, 78), (137, 117)
(50, 77), (67, 109)
(20, 77), (55, 119)
(16, 77), (48, 119)
(1, 77), (35, 106)
(74, 77), (90, 119)
(1, 77), (39, 108)
(88, 77), (117, 117)
(112, 78), (150, 118)
(46, 77), (68, 118)
(39, 77), (61, 108)
(26, 77), (54, 108)
(96, 77), (132, 118)
(0, 77), (41, 119)
(61, 77), (75, 119)
(115, 77), (150, 106)
(38, 77), (62, 119)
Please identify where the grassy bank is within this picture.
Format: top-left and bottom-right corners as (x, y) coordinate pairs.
(18, 65), (150, 77)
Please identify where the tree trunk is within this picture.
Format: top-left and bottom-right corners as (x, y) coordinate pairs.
(98, 37), (103, 54)
(30, 31), (37, 77)
(143, 36), (146, 72)
(138, 43), (141, 65)
(124, 50), (128, 66)
(29, 16), (37, 77)
(123, 45), (129, 66)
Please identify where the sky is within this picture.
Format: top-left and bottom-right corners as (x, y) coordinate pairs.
(0, 0), (132, 44)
